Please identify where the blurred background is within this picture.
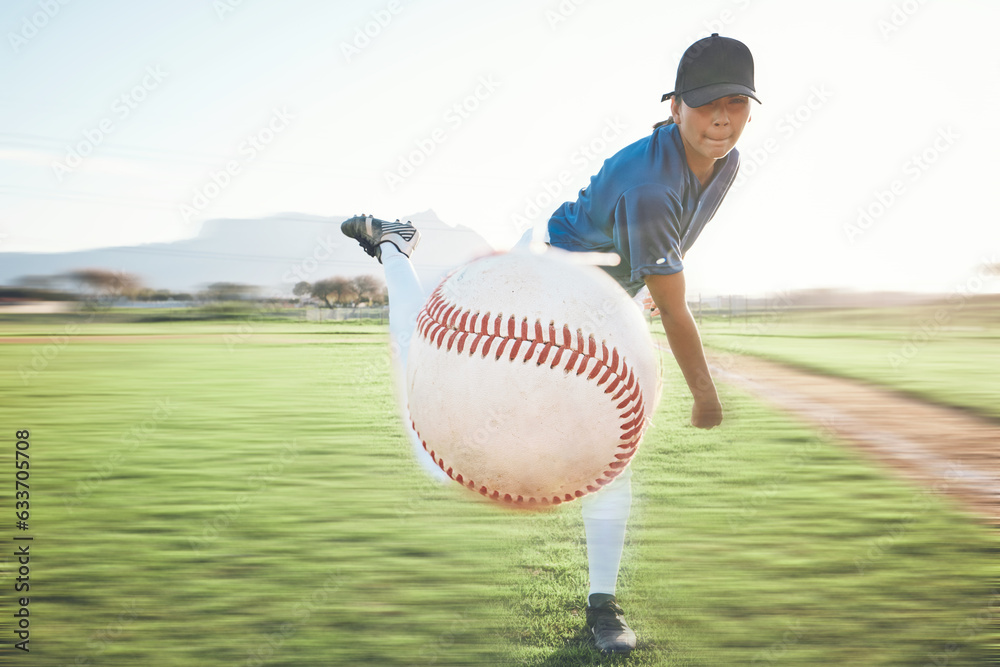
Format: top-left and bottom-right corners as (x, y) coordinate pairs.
(1, 1), (998, 665)
(1, 0), (998, 296)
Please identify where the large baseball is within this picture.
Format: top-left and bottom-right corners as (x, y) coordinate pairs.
(406, 248), (662, 508)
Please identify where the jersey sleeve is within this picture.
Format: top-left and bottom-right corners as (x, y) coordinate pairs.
(613, 183), (686, 283)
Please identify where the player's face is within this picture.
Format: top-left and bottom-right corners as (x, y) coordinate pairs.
(671, 95), (751, 170)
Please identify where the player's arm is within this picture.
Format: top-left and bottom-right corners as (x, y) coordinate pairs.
(644, 271), (723, 429)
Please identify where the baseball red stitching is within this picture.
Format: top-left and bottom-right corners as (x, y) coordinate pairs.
(409, 283), (648, 506)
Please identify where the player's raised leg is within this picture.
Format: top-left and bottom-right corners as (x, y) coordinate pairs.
(340, 214), (449, 482)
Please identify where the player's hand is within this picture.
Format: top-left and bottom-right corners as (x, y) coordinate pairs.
(691, 396), (723, 429)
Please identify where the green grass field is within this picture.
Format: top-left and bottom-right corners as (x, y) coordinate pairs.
(1, 320), (997, 665)
(696, 301), (1000, 421)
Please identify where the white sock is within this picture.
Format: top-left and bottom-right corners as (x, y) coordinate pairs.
(382, 243), (424, 353)
(381, 243), (451, 483)
(581, 467), (632, 597)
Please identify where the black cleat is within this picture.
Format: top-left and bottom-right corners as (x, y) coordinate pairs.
(340, 214), (420, 263)
(586, 595), (636, 655)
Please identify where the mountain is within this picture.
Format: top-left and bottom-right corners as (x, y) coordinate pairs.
(0, 211), (494, 295)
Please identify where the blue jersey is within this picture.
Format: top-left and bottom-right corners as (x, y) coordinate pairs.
(547, 123), (740, 296)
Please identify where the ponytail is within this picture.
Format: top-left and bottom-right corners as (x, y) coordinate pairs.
(653, 94), (679, 129)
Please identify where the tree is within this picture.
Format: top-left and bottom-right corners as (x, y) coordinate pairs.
(352, 275), (384, 305)
(9, 274), (71, 300)
(14, 274), (57, 290)
(135, 287), (157, 301)
(134, 288), (174, 302)
(310, 279), (334, 307)
(331, 277), (358, 305)
(201, 282), (258, 301)
(311, 277), (357, 307)
(292, 281), (311, 297)
(64, 269), (142, 298)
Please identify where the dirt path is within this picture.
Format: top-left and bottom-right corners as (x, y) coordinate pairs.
(707, 352), (1000, 526)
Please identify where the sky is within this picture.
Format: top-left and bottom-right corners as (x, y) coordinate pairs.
(1, 0), (998, 297)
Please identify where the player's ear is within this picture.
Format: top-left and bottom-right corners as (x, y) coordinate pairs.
(669, 95), (681, 124)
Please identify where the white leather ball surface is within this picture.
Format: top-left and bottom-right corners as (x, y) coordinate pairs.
(406, 248), (661, 508)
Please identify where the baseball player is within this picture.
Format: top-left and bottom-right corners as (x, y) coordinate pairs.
(341, 33), (758, 655)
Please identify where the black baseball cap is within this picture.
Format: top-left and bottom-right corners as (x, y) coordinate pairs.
(661, 33), (760, 107)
